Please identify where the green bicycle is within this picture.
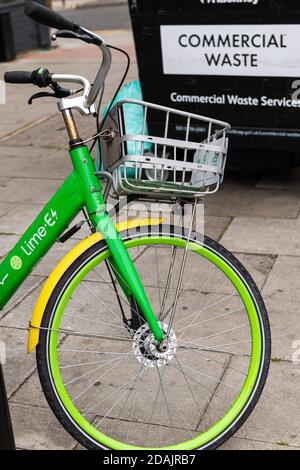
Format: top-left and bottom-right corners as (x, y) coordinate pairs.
(1, 2), (271, 450)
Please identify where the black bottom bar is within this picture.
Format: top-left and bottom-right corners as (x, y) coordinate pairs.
(0, 364), (16, 450)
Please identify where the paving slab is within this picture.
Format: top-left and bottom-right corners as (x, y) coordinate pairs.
(262, 255), (300, 303)
(264, 298), (300, 361)
(0, 327), (36, 397)
(0, 273), (44, 312)
(0, 147), (71, 179)
(9, 403), (77, 450)
(206, 184), (300, 219)
(233, 253), (276, 291)
(0, 176), (12, 186)
(2, 113), (96, 150)
(204, 215), (231, 241)
(0, 87), (57, 141)
(220, 217), (300, 256)
(0, 30), (137, 143)
(33, 237), (84, 277)
(0, 234), (21, 258)
(0, 201), (16, 218)
(0, 203), (44, 235)
(221, 436), (300, 450)
(0, 177), (64, 204)
(233, 361), (300, 448)
(1, 277), (45, 329)
(10, 370), (49, 409)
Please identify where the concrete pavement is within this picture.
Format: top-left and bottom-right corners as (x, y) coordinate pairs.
(0, 20), (300, 450)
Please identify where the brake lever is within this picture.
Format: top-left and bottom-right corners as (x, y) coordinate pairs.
(52, 30), (102, 46)
(28, 91), (57, 105)
(28, 84), (72, 105)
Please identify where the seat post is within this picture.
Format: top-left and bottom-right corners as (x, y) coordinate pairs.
(62, 109), (81, 147)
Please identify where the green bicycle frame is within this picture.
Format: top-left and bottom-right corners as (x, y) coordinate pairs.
(0, 145), (164, 342)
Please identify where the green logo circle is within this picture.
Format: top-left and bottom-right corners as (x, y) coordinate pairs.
(10, 256), (22, 271)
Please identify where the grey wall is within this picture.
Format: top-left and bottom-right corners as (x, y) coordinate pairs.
(0, 1), (49, 53)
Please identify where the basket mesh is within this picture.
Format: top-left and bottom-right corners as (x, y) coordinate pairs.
(99, 99), (230, 200)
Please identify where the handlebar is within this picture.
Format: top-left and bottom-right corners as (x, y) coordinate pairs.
(4, 68), (53, 87)
(4, 71), (33, 84)
(22, 2), (112, 111)
(85, 45), (111, 108)
(25, 1), (79, 32)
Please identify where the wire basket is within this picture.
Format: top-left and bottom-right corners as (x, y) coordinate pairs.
(100, 99), (230, 200)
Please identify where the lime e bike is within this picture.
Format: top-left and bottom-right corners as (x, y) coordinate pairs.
(1, 2), (271, 450)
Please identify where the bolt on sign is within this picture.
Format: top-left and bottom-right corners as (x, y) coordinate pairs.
(129, 0), (300, 168)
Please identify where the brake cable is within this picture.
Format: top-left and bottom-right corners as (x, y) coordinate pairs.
(89, 44), (131, 160)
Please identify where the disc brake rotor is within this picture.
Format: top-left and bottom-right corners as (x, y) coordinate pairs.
(133, 321), (177, 368)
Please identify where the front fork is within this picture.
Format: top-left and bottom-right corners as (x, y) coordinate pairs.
(69, 142), (165, 343)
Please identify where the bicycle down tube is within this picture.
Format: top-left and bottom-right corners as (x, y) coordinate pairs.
(0, 144), (164, 342)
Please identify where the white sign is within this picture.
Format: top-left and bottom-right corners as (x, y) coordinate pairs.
(199, 0), (259, 4)
(161, 24), (300, 77)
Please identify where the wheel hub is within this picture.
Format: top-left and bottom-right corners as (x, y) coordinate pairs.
(133, 322), (177, 368)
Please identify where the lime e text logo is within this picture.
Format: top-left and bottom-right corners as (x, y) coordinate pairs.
(21, 209), (58, 257)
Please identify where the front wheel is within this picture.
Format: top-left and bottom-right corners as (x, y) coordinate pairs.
(37, 225), (271, 450)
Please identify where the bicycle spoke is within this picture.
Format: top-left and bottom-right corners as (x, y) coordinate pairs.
(81, 280), (133, 336)
(64, 307), (127, 332)
(176, 287), (236, 330)
(174, 355), (202, 432)
(60, 358), (128, 369)
(175, 306), (245, 333)
(125, 365), (144, 443)
(159, 246), (177, 320)
(72, 352), (132, 403)
(170, 391), (194, 439)
(166, 359), (225, 420)
(87, 363), (150, 421)
(196, 354), (232, 430)
(156, 365), (177, 443)
(143, 370), (163, 443)
(183, 323), (249, 343)
(178, 338), (252, 354)
(105, 258), (149, 326)
(92, 264), (146, 325)
(64, 351), (131, 388)
(176, 344), (248, 376)
(167, 201), (197, 334)
(155, 245), (162, 309)
(174, 268), (216, 326)
(58, 349), (132, 355)
(171, 360), (242, 392)
(179, 290), (236, 341)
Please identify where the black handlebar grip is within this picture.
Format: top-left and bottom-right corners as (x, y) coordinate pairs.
(25, 1), (79, 32)
(4, 71), (33, 84)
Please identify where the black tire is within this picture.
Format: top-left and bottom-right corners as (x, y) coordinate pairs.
(36, 225), (271, 450)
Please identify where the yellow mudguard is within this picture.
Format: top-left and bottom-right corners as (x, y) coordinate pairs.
(28, 218), (162, 353)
